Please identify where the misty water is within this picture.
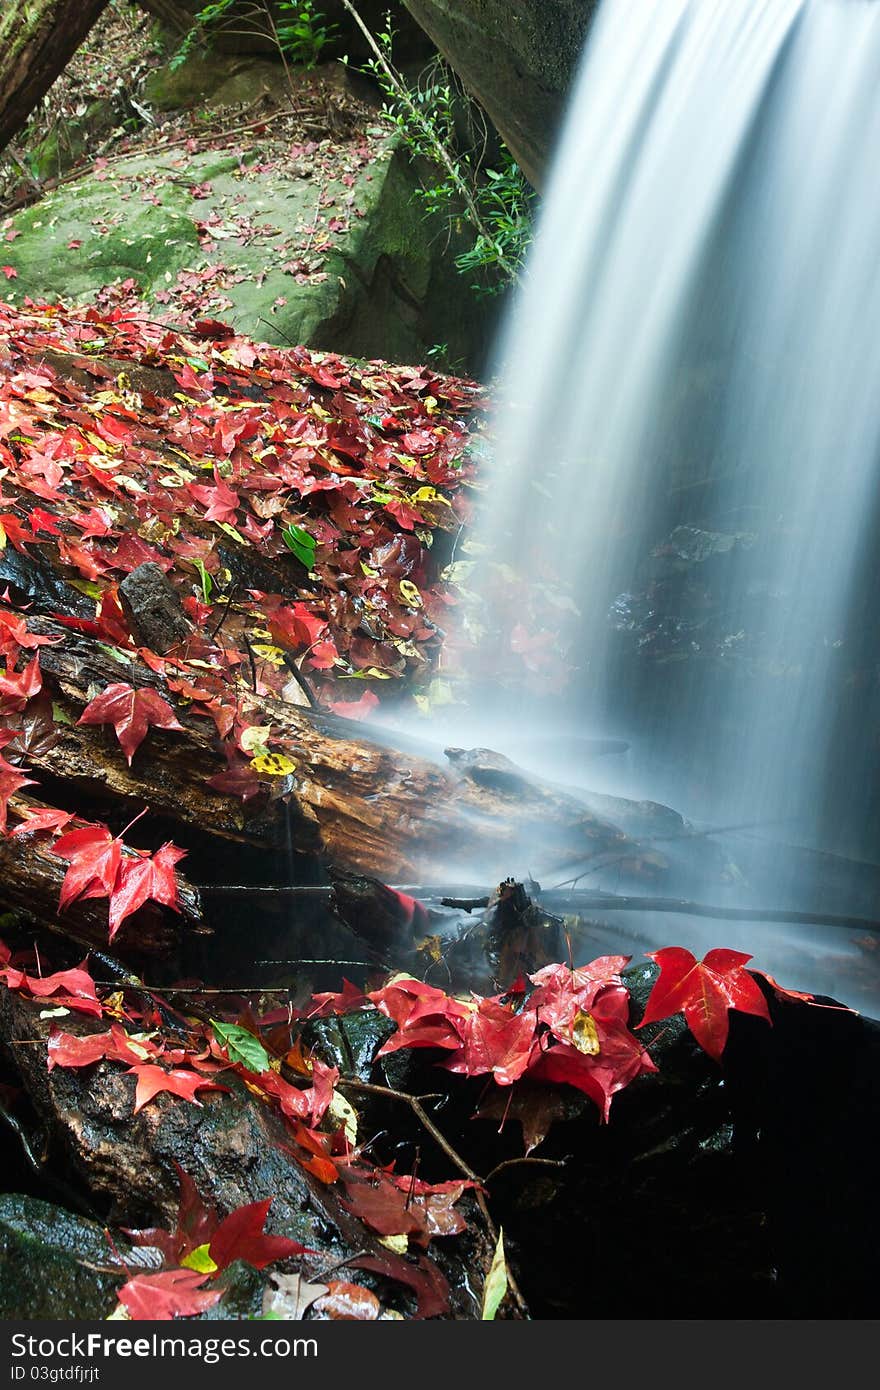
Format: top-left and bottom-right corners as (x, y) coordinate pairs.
(379, 0), (880, 1013)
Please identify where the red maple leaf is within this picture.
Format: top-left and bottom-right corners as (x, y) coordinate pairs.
(268, 602), (327, 650)
(0, 654), (41, 710)
(8, 806), (73, 838)
(47, 1023), (158, 1071)
(128, 1064), (230, 1114)
(751, 970), (855, 1013)
(77, 682), (184, 764)
(0, 610), (62, 653)
(208, 1198), (309, 1270)
(127, 1170), (309, 1270)
(326, 689), (380, 721)
(51, 824), (123, 912)
(188, 471), (240, 525)
(637, 946), (772, 1061)
(107, 842), (186, 942)
(127, 1166), (218, 1266)
(117, 1268), (221, 1321)
(0, 765), (37, 832)
(445, 997), (537, 1086)
(1, 961), (102, 1018)
(206, 743), (262, 801)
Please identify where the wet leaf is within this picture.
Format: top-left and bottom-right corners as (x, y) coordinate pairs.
(262, 1272), (328, 1320)
(211, 1020), (271, 1073)
(481, 1229), (508, 1320)
(638, 947), (772, 1061)
(77, 682), (184, 765)
(281, 523), (316, 569)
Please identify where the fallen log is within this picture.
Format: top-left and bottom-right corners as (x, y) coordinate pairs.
(0, 794), (204, 958)
(18, 610), (661, 885)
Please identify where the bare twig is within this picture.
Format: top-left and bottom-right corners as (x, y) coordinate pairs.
(336, 1077), (481, 1183)
(483, 1156), (568, 1184)
(336, 1076), (530, 1316)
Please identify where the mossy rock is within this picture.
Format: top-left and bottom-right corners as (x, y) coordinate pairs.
(0, 1194), (125, 1318)
(2, 134), (488, 368)
(143, 54), (287, 112)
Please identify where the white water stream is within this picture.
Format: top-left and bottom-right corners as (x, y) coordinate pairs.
(475, 0), (880, 855)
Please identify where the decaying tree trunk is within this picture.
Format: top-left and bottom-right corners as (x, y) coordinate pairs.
(21, 607), (667, 889)
(0, 0), (111, 155)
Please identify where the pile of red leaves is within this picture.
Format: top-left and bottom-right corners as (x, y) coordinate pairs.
(0, 297), (485, 725)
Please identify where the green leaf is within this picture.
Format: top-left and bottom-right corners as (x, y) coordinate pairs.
(481, 1228), (508, 1320)
(211, 1020), (271, 1074)
(280, 523), (316, 570)
(193, 559), (213, 603)
(96, 643), (132, 666)
(69, 579), (104, 600)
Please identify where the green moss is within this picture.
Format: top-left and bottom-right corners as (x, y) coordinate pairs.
(5, 133), (487, 368)
(143, 54), (285, 112)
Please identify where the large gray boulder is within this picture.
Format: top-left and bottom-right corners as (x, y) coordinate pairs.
(403, 1), (598, 186)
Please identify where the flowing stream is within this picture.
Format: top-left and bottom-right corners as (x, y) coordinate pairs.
(458, 0), (880, 1008)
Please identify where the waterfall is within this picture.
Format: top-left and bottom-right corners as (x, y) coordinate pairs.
(475, 0), (880, 870)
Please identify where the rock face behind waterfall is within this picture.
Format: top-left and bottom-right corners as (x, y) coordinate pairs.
(403, 1), (598, 187)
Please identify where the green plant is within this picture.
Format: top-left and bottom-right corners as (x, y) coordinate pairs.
(276, 1), (337, 68)
(169, 0), (335, 76)
(338, 2), (535, 294)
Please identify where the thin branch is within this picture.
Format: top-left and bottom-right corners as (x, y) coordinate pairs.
(337, 0), (518, 283)
(281, 652), (319, 710)
(336, 1076), (530, 1316)
(336, 1077), (481, 1183)
(483, 1156), (568, 1184)
(193, 881), (880, 934)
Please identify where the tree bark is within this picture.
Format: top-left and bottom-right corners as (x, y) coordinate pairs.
(0, 0), (112, 156)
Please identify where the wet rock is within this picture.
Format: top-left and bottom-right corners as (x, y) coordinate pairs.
(0, 1194), (125, 1318)
(119, 561), (192, 653)
(485, 963), (879, 1317)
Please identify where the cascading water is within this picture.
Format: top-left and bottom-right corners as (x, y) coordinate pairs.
(472, 0), (880, 849)
(454, 0), (880, 1009)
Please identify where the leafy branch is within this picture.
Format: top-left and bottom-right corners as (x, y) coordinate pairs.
(338, 0), (535, 293)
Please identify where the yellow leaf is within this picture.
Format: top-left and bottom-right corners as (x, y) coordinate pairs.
(251, 644), (287, 667)
(251, 752), (297, 776)
(216, 522), (247, 546)
(328, 1091), (358, 1146)
(181, 1244), (218, 1275)
(240, 725), (272, 752)
(398, 580), (422, 608)
(416, 935), (444, 964)
(0, 523), (6, 551)
(424, 395), (438, 415)
(83, 430), (113, 454)
(411, 486), (450, 506)
(570, 1010), (600, 1056)
(378, 1234), (408, 1255)
(441, 560), (476, 587)
(101, 991), (127, 1021)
